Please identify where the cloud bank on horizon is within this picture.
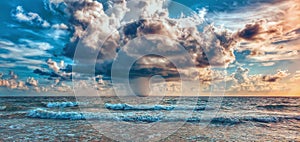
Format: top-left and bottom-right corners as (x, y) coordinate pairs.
(0, 0), (299, 96)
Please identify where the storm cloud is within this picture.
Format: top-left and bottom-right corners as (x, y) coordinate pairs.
(48, 0), (238, 78)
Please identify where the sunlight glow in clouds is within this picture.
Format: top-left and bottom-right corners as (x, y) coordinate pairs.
(0, 0), (299, 96)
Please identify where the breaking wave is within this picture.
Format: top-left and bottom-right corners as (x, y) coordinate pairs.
(0, 106), (6, 111)
(26, 108), (300, 124)
(26, 108), (161, 122)
(104, 103), (214, 111)
(44, 102), (80, 108)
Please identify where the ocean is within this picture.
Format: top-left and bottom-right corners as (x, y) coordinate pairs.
(0, 96), (299, 141)
(1, 0), (300, 141)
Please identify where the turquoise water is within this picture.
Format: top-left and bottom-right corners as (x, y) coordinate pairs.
(0, 96), (299, 141)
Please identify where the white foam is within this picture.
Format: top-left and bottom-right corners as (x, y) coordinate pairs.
(104, 103), (213, 111)
(0, 106), (6, 111)
(27, 108), (300, 124)
(45, 102), (79, 108)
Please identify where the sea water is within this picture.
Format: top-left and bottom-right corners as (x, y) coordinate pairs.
(0, 96), (299, 141)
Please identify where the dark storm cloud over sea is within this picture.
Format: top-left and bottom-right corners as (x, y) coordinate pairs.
(0, 1), (300, 141)
(0, 0), (299, 95)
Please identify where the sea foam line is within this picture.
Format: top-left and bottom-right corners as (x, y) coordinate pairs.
(104, 103), (214, 111)
(44, 102), (81, 108)
(26, 108), (300, 124)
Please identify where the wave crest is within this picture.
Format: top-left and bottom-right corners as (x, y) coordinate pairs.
(26, 108), (300, 124)
(104, 103), (214, 111)
(44, 102), (79, 108)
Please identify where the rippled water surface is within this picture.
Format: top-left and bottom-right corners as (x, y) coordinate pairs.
(0, 96), (300, 141)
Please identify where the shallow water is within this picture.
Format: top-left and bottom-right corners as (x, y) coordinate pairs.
(0, 96), (300, 141)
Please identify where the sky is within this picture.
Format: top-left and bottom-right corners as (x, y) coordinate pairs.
(0, 0), (299, 96)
